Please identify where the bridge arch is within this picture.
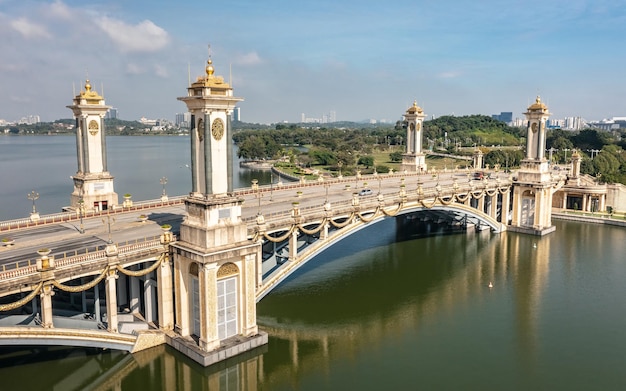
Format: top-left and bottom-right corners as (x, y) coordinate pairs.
(256, 200), (505, 301)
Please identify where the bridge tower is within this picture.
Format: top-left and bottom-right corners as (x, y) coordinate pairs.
(401, 101), (427, 172)
(173, 50), (266, 364)
(510, 96), (555, 235)
(67, 80), (118, 212)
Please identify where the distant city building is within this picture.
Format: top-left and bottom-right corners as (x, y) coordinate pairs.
(589, 117), (626, 131)
(106, 107), (118, 120)
(232, 107), (241, 122)
(564, 116), (585, 131)
(547, 118), (565, 128)
(491, 112), (513, 124)
(18, 115), (40, 125)
(300, 110), (337, 124)
(175, 112), (191, 128)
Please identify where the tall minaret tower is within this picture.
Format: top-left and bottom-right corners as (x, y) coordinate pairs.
(172, 49), (265, 356)
(401, 101), (427, 172)
(510, 96), (555, 235)
(67, 80), (117, 212)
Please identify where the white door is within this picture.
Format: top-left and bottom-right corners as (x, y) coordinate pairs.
(217, 276), (237, 340)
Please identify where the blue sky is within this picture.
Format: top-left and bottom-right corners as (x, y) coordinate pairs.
(1, 0), (625, 124)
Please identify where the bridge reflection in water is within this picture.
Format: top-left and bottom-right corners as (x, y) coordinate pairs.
(0, 216), (554, 390)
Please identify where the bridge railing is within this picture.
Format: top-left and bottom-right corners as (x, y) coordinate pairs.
(0, 196), (186, 233)
(244, 178), (514, 230)
(0, 236), (165, 279)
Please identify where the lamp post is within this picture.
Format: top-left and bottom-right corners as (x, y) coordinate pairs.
(27, 190), (40, 221)
(337, 160), (343, 179)
(252, 179), (261, 216)
(160, 177), (168, 196)
(78, 199), (85, 234)
(270, 170), (274, 201)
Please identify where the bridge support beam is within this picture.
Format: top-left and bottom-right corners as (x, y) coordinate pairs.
(157, 257), (174, 331)
(501, 190), (511, 224)
(288, 231), (298, 261)
(489, 194), (498, 220)
(40, 284), (54, 328)
(105, 270), (118, 332)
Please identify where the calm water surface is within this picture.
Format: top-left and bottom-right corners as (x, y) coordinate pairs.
(0, 135), (272, 221)
(1, 136), (625, 390)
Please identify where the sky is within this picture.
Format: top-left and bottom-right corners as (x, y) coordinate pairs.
(1, 0), (625, 124)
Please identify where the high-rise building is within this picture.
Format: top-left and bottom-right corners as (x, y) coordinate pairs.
(232, 107), (241, 122)
(491, 112), (512, 124)
(106, 107), (118, 119)
(175, 112), (191, 128)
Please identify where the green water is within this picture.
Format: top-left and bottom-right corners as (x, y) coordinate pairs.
(1, 219), (626, 390)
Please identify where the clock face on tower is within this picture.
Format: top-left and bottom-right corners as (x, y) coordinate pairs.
(212, 118), (224, 141)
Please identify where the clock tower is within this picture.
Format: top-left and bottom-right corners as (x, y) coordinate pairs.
(67, 80), (117, 212)
(401, 101), (427, 172)
(510, 96), (556, 235)
(172, 51), (265, 357)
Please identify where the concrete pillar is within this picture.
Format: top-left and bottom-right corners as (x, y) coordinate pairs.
(477, 194), (485, 214)
(129, 268), (141, 314)
(243, 254), (259, 336)
(288, 231), (298, 261)
(105, 269), (119, 332)
(562, 192), (568, 209)
(40, 284), (54, 328)
(173, 258), (189, 336)
(81, 281), (87, 313)
(501, 190), (511, 224)
(320, 222), (329, 240)
(94, 283), (101, 323)
(144, 276), (157, 323)
(199, 262), (219, 351)
(489, 194), (498, 219)
(157, 257), (174, 331)
(600, 194), (606, 212)
(582, 194), (588, 212)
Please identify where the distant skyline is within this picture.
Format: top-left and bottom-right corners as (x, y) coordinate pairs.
(1, 0), (625, 124)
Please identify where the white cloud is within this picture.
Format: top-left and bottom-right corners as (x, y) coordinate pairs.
(126, 63), (144, 75)
(10, 17), (51, 39)
(154, 64), (168, 78)
(437, 71), (461, 79)
(235, 52), (263, 66)
(47, 0), (72, 20)
(97, 17), (170, 53)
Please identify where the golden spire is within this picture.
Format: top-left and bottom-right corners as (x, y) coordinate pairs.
(85, 79), (92, 93)
(206, 58), (214, 77)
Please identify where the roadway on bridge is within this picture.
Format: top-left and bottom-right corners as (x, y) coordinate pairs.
(0, 171), (496, 269)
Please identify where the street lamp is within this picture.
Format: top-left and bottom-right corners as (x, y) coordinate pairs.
(160, 176), (168, 196)
(270, 170), (274, 201)
(27, 190), (39, 217)
(252, 179), (261, 216)
(78, 199), (85, 234)
(337, 161), (343, 179)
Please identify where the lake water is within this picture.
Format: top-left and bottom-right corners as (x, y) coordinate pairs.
(1, 136), (625, 390)
(0, 135), (272, 221)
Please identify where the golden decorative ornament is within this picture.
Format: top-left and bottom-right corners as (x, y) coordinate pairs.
(212, 118), (224, 141)
(217, 262), (239, 278)
(416, 122), (421, 131)
(88, 120), (99, 136)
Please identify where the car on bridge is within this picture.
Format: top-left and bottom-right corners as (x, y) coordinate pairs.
(358, 189), (373, 196)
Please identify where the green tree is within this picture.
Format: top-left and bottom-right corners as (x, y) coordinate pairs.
(358, 155), (375, 168)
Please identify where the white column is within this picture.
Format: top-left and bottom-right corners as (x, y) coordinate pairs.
(105, 269), (119, 332)
(157, 258), (174, 330)
(40, 284), (54, 328)
(289, 231), (298, 261)
(199, 262), (219, 351)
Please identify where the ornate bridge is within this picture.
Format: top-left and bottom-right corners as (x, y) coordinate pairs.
(0, 170), (526, 352)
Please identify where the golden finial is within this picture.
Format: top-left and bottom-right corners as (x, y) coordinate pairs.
(85, 79), (92, 92)
(206, 58), (214, 77)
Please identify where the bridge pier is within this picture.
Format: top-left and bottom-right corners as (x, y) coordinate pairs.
(40, 283), (54, 328)
(288, 231), (298, 261)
